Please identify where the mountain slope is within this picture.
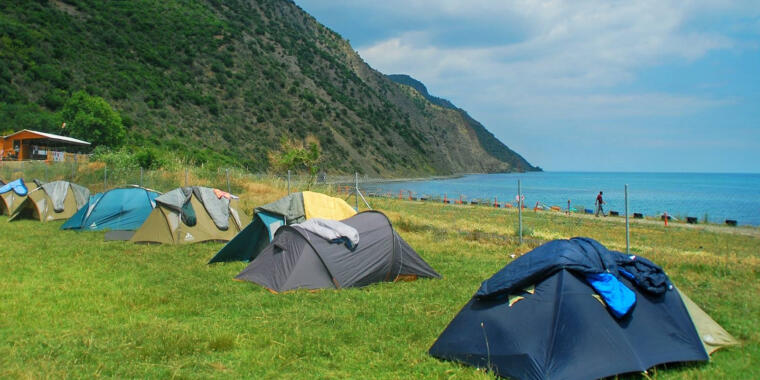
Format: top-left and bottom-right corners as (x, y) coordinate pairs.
(0, 0), (538, 175)
(387, 74), (538, 172)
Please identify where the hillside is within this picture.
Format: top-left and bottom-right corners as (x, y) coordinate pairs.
(387, 74), (539, 172)
(0, 0), (538, 175)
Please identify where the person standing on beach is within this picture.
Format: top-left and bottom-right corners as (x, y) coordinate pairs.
(595, 191), (606, 217)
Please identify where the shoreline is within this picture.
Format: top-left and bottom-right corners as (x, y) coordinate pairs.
(353, 172), (760, 227)
(359, 191), (760, 232)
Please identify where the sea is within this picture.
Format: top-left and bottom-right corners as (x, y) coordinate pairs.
(362, 172), (760, 226)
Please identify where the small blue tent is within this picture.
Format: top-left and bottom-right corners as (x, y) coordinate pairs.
(62, 186), (160, 231)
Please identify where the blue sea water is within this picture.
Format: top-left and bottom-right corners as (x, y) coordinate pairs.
(365, 172), (760, 226)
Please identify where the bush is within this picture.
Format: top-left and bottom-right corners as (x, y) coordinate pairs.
(61, 91), (126, 147)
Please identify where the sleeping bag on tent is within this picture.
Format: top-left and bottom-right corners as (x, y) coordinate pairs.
(0, 178), (30, 216)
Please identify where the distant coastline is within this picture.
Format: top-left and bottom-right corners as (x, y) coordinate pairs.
(360, 172), (760, 226)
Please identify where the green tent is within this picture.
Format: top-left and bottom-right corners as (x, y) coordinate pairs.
(208, 191), (356, 264)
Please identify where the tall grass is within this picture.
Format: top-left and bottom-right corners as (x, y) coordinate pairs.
(0, 175), (758, 379)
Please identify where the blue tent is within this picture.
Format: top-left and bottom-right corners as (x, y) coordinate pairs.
(429, 238), (711, 380)
(62, 186), (160, 231)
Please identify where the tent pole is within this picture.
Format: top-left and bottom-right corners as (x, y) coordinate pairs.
(625, 184), (630, 254)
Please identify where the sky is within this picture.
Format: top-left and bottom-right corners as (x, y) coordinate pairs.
(293, 0), (760, 173)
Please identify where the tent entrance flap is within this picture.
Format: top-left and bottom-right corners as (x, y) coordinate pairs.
(258, 211), (285, 241)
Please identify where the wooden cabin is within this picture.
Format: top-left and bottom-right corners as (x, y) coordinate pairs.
(1, 129), (90, 162)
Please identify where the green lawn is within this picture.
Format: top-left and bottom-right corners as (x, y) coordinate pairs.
(1, 196), (757, 379)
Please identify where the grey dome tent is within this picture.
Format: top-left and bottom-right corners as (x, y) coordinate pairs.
(235, 211), (441, 292)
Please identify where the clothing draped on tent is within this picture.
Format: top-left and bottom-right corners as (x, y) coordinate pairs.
(208, 191), (356, 264)
(40, 181), (89, 212)
(0, 179), (29, 196)
(295, 218), (359, 250)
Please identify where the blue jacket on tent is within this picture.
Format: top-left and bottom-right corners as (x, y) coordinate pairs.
(476, 237), (671, 300)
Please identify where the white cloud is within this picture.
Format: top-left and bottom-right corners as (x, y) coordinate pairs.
(356, 0), (744, 120)
(295, 0), (760, 171)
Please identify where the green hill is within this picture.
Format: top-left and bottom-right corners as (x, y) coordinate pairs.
(0, 0), (538, 175)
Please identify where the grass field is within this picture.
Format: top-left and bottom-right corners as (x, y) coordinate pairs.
(1, 184), (758, 379)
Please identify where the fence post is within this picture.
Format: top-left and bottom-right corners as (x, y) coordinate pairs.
(518, 179), (523, 245)
(625, 184), (630, 254)
(185, 168), (188, 187)
(287, 170), (291, 194)
(140, 167), (144, 187)
(104, 164), (108, 191)
(355, 172), (359, 211)
(45, 164), (48, 182)
(226, 168), (231, 193)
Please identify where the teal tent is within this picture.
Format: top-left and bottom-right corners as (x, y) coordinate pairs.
(62, 186), (160, 232)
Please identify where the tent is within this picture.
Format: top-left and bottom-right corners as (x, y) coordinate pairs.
(130, 186), (250, 244)
(8, 180), (89, 222)
(208, 191), (356, 263)
(429, 238), (737, 380)
(61, 186), (161, 234)
(235, 211), (440, 292)
(0, 178), (30, 216)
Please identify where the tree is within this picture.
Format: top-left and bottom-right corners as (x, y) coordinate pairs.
(61, 91), (125, 147)
(269, 135), (322, 187)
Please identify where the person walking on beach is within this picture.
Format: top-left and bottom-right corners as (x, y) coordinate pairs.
(596, 191), (607, 217)
(595, 191), (606, 217)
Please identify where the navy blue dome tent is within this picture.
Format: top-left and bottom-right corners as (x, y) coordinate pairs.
(429, 237), (736, 380)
